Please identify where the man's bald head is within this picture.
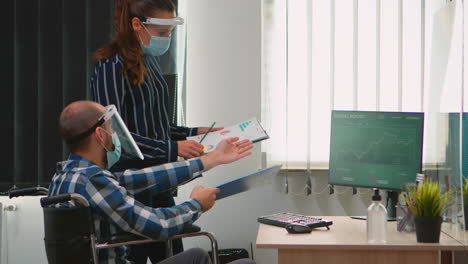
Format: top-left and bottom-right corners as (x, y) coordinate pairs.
(59, 101), (106, 151)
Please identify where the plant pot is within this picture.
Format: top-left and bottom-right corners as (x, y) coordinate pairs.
(464, 206), (468, 230)
(414, 216), (442, 243)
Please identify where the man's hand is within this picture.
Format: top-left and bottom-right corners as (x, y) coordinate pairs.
(190, 186), (220, 212)
(197, 127), (224, 135)
(178, 140), (204, 159)
(200, 137), (253, 171)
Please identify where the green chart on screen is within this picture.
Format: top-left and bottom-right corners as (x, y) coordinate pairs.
(328, 110), (424, 190)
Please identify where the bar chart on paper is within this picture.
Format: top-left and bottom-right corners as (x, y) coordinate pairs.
(239, 120), (253, 131)
(187, 118), (269, 153)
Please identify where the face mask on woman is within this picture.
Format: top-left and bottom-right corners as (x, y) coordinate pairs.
(140, 25), (171, 56)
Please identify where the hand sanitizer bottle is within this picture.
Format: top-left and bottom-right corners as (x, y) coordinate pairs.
(367, 188), (387, 243)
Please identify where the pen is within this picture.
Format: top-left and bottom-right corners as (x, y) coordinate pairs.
(199, 122), (216, 143)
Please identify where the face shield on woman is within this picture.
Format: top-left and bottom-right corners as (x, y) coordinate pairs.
(141, 11), (187, 126)
(140, 17), (184, 57)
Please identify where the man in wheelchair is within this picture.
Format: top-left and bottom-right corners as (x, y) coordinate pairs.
(47, 101), (255, 264)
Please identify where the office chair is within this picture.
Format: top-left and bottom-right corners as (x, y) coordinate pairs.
(40, 193), (219, 264)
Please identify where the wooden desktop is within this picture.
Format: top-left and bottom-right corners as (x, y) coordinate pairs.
(256, 216), (466, 264)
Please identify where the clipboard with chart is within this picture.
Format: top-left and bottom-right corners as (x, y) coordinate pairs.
(187, 118), (269, 153)
(215, 164), (282, 200)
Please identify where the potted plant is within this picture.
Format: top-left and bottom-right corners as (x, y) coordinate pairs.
(404, 179), (451, 243)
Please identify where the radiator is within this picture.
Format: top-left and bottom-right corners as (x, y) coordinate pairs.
(0, 201), (4, 264)
(0, 197), (47, 264)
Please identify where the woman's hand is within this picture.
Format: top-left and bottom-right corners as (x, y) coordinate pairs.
(177, 140), (204, 159)
(197, 127), (224, 135)
(200, 137), (253, 171)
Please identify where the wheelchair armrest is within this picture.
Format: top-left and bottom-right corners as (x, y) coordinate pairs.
(104, 233), (148, 244)
(180, 224), (201, 234)
(40, 194), (71, 207)
(41, 193), (90, 208)
(9, 187), (48, 199)
(104, 224), (202, 244)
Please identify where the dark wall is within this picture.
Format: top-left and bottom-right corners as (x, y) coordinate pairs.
(1, 0), (181, 192)
(1, 0), (114, 191)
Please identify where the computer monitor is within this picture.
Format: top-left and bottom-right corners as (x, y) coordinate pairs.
(328, 110), (424, 191)
(448, 112), (468, 180)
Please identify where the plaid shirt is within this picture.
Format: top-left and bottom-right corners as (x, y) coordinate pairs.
(48, 153), (204, 264)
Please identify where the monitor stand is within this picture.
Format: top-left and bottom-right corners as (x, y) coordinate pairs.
(385, 190), (399, 221)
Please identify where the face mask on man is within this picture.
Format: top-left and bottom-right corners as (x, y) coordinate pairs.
(140, 24), (171, 56)
(100, 129), (122, 168)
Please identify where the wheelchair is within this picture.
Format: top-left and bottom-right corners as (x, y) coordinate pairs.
(9, 187), (220, 264)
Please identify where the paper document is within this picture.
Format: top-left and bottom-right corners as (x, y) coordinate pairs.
(187, 118), (269, 153)
(215, 164), (282, 200)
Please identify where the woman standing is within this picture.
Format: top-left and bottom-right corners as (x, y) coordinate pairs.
(90, 0), (221, 263)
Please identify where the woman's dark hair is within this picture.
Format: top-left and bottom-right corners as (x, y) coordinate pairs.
(93, 0), (176, 85)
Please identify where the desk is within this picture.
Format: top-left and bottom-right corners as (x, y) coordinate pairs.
(256, 216), (465, 264)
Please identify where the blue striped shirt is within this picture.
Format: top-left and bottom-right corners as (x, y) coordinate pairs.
(48, 153), (204, 264)
(90, 54), (198, 163)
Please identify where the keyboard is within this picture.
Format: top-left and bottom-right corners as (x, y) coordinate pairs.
(257, 212), (333, 229)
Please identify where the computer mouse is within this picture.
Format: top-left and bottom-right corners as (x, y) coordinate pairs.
(285, 223), (312, 234)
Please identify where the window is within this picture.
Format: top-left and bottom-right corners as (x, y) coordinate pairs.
(262, 0), (448, 169)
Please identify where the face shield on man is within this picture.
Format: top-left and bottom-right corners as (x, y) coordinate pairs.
(66, 104), (144, 168)
(140, 17), (184, 57)
(98, 104), (144, 162)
